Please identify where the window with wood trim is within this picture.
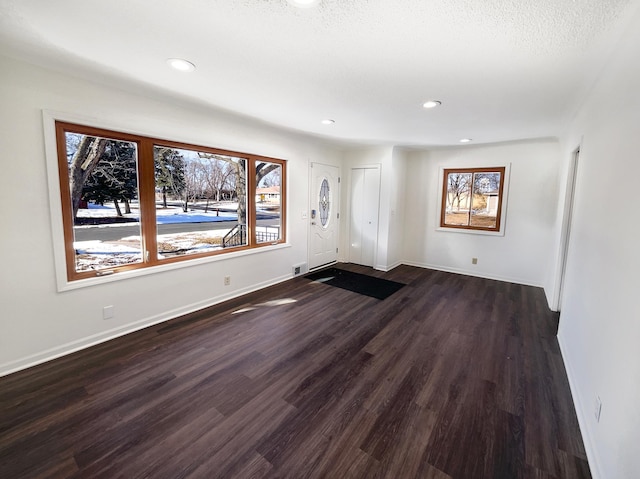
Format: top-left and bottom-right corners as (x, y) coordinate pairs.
(56, 121), (286, 281)
(440, 167), (505, 232)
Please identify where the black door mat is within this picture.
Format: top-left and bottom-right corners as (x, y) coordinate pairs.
(305, 267), (405, 300)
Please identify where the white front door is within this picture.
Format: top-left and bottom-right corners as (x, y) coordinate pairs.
(309, 163), (339, 270)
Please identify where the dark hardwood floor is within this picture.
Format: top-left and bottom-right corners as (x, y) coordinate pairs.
(0, 265), (590, 478)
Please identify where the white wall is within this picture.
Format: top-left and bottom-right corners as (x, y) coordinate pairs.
(554, 5), (640, 478)
(402, 140), (562, 288)
(0, 56), (341, 375)
(386, 147), (408, 270)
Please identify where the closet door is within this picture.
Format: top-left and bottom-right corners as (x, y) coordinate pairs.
(350, 167), (380, 267)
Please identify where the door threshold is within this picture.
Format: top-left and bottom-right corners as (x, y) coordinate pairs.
(308, 261), (338, 273)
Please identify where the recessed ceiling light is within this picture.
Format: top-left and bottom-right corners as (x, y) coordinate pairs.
(167, 58), (196, 72)
(422, 100), (442, 109)
(287, 0), (320, 8)
(321, 119), (335, 125)
(460, 138), (472, 143)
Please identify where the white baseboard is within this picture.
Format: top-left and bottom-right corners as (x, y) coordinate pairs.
(0, 273), (291, 377)
(374, 261), (403, 272)
(402, 261), (543, 288)
(557, 333), (602, 479)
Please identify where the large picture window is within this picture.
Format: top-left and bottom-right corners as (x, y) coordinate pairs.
(440, 167), (505, 232)
(55, 121), (286, 281)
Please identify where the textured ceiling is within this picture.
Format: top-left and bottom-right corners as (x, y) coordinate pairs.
(0, 0), (636, 145)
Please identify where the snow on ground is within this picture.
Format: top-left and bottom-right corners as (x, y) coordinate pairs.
(75, 201), (238, 225)
(75, 240), (142, 253)
(73, 202), (239, 271)
(155, 204), (237, 224)
(74, 240), (144, 270)
(72, 202), (279, 272)
(74, 230), (230, 271)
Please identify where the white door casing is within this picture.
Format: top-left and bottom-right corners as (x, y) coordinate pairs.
(309, 163), (339, 270)
(557, 148), (580, 312)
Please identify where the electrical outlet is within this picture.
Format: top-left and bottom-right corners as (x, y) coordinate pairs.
(594, 395), (602, 422)
(224, 276), (231, 286)
(472, 258), (478, 265)
(103, 305), (114, 320)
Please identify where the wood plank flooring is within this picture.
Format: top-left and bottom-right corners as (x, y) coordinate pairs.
(0, 265), (591, 478)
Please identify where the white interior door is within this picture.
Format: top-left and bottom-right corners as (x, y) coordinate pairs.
(350, 167), (380, 267)
(309, 163), (339, 270)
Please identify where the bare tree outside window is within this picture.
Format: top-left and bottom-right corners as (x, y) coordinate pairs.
(255, 161), (282, 243)
(63, 130), (142, 273)
(153, 147), (247, 257)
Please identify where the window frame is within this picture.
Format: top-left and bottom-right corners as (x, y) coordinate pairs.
(439, 166), (507, 234)
(54, 120), (287, 283)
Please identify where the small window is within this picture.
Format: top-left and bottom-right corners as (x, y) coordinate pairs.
(440, 167), (506, 232)
(319, 178), (330, 228)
